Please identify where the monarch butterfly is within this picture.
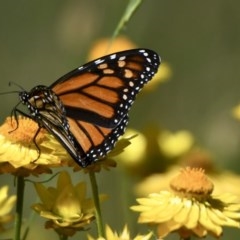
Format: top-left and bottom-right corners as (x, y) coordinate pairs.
(15, 48), (160, 167)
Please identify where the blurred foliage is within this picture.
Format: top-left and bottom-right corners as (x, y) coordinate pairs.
(0, 1), (240, 239)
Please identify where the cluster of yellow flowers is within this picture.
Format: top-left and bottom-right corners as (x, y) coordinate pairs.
(0, 37), (240, 240)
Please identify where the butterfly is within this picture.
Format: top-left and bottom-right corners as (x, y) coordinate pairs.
(15, 48), (160, 167)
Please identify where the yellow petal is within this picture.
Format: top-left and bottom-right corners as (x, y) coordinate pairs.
(198, 203), (222, 236)
(207, 207), (239, 227)
(34, 183), (55, 209)
(184, 201), (199, 228)
(173, 199), (192, 224)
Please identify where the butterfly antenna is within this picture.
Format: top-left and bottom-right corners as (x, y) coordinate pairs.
(9, 81), (26, 91)
(0, 90), (21, 95)
(0, 82), (26, 95)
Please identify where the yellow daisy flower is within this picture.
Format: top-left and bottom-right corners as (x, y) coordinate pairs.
(0, 185), (16, 232)
(136, 149), (240, 197)
(0, 116), (69, 176)
(87, 225), (153, 240)
(131, 167), (240, 239)
(32, 171), (107, 237)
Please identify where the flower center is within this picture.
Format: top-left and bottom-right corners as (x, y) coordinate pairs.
(170, 167), (214, 200)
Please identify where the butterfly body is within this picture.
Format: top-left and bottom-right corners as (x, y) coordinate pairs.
(19, 86), (65, 119)
(17, 49), (160, 167)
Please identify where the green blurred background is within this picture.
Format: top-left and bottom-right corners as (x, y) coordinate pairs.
(0, 1), (240, 239)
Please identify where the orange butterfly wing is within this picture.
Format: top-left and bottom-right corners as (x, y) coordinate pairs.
(48, 49), (160, 166)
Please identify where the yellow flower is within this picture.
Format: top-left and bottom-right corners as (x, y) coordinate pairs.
(87, 36), (137, 60)
(232, 104), (240, 120)
(135, 166), (179, 196)
(131, 167), (240, 239)
(136, 149), (240, 197)
(212, 170), (240, 196)
(0, 185), (16, 232)
(116, 129), (147, 166)
(158, 130), (194, 158)
(32, 171), (106, 237)
(0, 116), (69, 176)
(143, 62), (172, 92)
(117, 128), (194, 177)
(87, 225), (153, 240)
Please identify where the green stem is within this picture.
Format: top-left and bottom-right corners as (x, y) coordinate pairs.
(88, 171), (105, 238)
(58, 234), (68, 240)
(110, 0), (142, 41)
(14, 176), (25, 240)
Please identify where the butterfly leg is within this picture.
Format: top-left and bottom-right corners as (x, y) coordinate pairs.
(31, 127), (42, 162)
(9, 104), (21, 132)
(9, 108), (42, 161)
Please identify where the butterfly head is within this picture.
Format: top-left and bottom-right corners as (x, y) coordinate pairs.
(19, 85), (67, 120)
(19, 91), (29, 105)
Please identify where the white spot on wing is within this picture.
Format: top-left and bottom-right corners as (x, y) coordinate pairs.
(119, 56), (126, 61)
(95, 58), (105, 64)
(129, 81), (134, 87)
(110, 54), (116, 59)
(123, 94), (127, 100)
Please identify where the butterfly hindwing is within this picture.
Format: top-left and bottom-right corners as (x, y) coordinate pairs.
(66, 114), (129, 166)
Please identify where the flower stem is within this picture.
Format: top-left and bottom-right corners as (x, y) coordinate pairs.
(59, 234), (68, 240)
(88, 171), (105, 238)
(14, 176), (25, 240)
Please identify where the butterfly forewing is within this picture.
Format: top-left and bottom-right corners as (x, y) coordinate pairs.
(51, 49), (160, 128)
